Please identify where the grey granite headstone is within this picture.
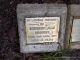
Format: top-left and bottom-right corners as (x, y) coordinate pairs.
(17, 4), (67, 53)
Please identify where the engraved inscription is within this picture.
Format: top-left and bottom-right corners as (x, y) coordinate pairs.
(25, 17), (60, 44)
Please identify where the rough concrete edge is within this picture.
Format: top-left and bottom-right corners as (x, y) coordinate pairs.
(68, 4), (80, 49)
(16, 4), (66, 51)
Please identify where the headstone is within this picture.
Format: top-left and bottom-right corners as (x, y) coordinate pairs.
(17, 4), (67, 53)
(68, 5), (80, 49)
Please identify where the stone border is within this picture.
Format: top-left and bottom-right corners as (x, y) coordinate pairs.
(17, 4), (67, 53)
(67, 5), (80, 49)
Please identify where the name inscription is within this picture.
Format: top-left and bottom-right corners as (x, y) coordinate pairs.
(25, 17), (60, 44)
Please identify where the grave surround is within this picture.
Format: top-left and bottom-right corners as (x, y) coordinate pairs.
(68, 5), (80, 49)
(17, 4), (67, 53)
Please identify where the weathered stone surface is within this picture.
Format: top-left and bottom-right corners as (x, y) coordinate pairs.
(17, 4), (67, 53)
(67, 5), (80, 49)
(69, 5), (80, 16)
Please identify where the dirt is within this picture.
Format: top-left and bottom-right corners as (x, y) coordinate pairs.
(1, 0), (80, 60)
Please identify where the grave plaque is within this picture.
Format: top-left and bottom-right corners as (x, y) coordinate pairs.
(17, 4), (67, 53)
(25, 17), (60, 44)
(72, 18), (80, 42)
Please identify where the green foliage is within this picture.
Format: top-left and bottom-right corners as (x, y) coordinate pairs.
(39, 30), (72, 60)
(39, 49), (71, 60)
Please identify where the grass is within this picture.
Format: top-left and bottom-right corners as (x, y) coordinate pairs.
(39, 38), (71, 60)
(39, 48), (71, 60)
